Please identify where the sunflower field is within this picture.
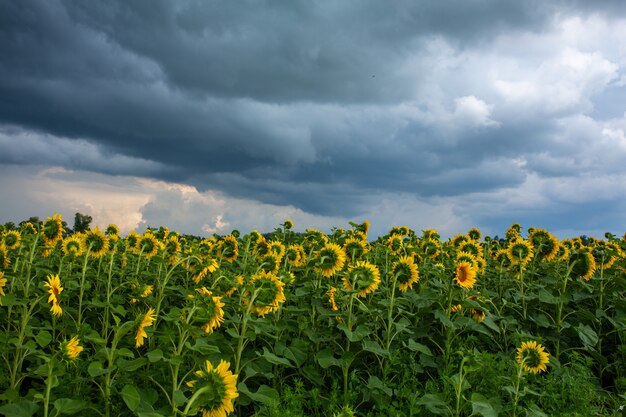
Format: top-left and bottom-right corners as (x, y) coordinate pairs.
(0, 214), (625, 417)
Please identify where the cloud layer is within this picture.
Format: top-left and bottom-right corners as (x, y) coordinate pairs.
(1, 0), (626, 237)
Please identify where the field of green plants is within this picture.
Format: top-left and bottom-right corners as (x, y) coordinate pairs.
(0, 214), (625, 416)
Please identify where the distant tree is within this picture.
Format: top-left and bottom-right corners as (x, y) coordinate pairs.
(4, 222), (16, 230)
(73, 212), (93, 233)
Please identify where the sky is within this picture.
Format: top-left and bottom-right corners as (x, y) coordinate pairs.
(2, 0), (626, 238)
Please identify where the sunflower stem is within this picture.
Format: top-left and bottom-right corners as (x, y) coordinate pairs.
(77, 245), (92, 331)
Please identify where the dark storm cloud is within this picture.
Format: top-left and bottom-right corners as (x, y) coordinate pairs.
(1, 0), (626, 223)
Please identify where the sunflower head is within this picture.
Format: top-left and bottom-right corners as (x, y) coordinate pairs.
(194, 288), (226, 334)
(422, 228), (440, 241)
(84, 227), (109, 258)
(105, 224), (120, 237)
(2, 230), (21, 250)
(0, 271), (7, 299)
(42, 213), (64, 245)
(569, 249), (596, 281)
(138, 233), (159, 258)
(391, 256), (419, 292)
(343, 237), (368, 263)
(458, 241), (482, 258)
(248, 271), (286, 317)
(21, 222), (39, 235)
(0, 245), (9, 270)
(386, 235), (405, 254)
(317, 243), (347, 278)
(529, 228), (559, 261)
(267, 241), (286, 260)
(259, 253), (281, 274)
(62, 235), (86, 257)
(342, 261), (381, 298)
(283, 219), (294, 230)
(186, 360), (238, 417)
(516, 341), (550, 374)
(218, 235), (239, 263)
(454, 261), (477, 290)
(420, 238), (441, 259)
(451, 234), (469, 247)
(63, 336), (84, 361)
(467, 228), (482, 241)
(507, 238), (534, 266)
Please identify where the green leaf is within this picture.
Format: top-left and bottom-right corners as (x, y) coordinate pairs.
(417, 393), (451, 416)
(258, 347), (292, 367)
(146, 349), (163, 363)
(87, 361), (108, 377)
(405, 339), (433, 356)
(435, 310), (455, 329)
(53, 398), (88, 415)
(238, 382), (279, 405)
(172, 390), (187, 407)
(136, 413), (165, 417)
(470, 393), (497, 417)
(0, 401), (38, 417)
(116, 357), (148, 372)
(362, 340), (389, 358)
(367, 375), (392, 396)
(117, 348), (135, 358)
(337, 323), (369, 342)
(577, 324), (598, 348)
(526, 402), (548, 417)
(316, 349), (339, 369)
(121, 385), (141, 412)
(35, 330), (52, 348)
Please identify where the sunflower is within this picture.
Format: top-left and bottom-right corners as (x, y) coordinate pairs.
(259, 253), (281, 274)
(105, 224), (120, 237)
(248, 271), (286, 317)
(253, 238), (270, 257)
(318, 243), (347, 278)
(194, 288), (225, 334)
(138, 233), (159, 258)
(62, 235), (86, 257)
(218, 235), (239, 263)
(0, 271), (7, 301)
(450, 304), (462, 313)
(125, 230), (140, 253)
(454, 261), (476, 290)
(135, 307), (156, 348)
(554, 243), (570, 262)
(467, 227), (482, 241)
(391, 256), (419, 292)
(342, 261), (381, 298)
(455, 251), (479, 269)
(267, 241), (286, 260)
(64, 336), (84, 361)
(186, 359), (238, 417)
(505, 223), (522, 241)
(0, 245), (8, 269)
(140, 284), (154, 298)
(42, 213), (64, 246)
(326, 287), (339, 311)
(420, 238), (441, 259)
(507, 238), (534, 266)
(193, 258), (220, 284)
(451, 234), (469, 247)
(283, 219), (294, 230)
(467, 295), (485, 323)
(83, 227), (109, 258)
(21, 222), (38, 235)
(528, 228), (559, 261)
(458, 241), (482, 258)
(44, 274), (63, 317)
(303, 228), (328, 251)
(2, 230), (21, 250)
(493, 248), (511, 268)
(165, 235), (181, 254)
(422, 228), (440, 240)
(516, 341), (550, 374)
(569, 249), (596, 281)
(386, 235), (404, 254)
(285, 244), (306, 267)
(343, 237), (368, 263)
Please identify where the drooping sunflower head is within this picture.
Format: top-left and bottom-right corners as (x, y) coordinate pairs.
(326, 287), (339, 311)
(516, 341), (550, 374)
(506, 223), (522, 240)
(391, 256), (419, 292)
(466, 295), (485, 323)
(125, 230), (140, 253)
(420, 238), (441, 259)
(283, 219), (294, 230)
(105, 224), (120, 237)
(2, 230), (21, 250)
(494, 248), (511, 268)
(248, 271), (286, 317)
(528, 228), (559, 261)
(259, 253), (281, 274)
(304, 228), (329, 251)
(507, 238), (534, 266)
(554, 242), (570, 262)
(194, 287), (226, 334)
(135, 307), (156, 348)
(42, 213), (64, 245)
(267, 241), (286, 260)
(21, 222), (38, 235)
(454, 261), (477, 290)
(569, 249), (596, 281)
(317, 243), (347, 278)
(253, 238), (270, 258)
(386, 235), (405, 255)
(218, 235), (239, 263)
(458, 241), (482, 258)
(451, 234), (469, 248)
(284, 244), (306, 267)
(0, 271), (7, 298)
(83, 227), (109, 258)
(422, 228), (440, 241)
(467, 228), (482, 241)
(186, 360), (238, 417)
(138, 233), (159, 258)
(62, 235), (86, 257)
(343, 261), (381, 298)
(343, 237), (368, 263)
(193, 258), (219, 284)
(165, 235), (182, 255)
(455, 251), (479, 269)
(44, 274), (63, 317)
(198, 238), (216, 258)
